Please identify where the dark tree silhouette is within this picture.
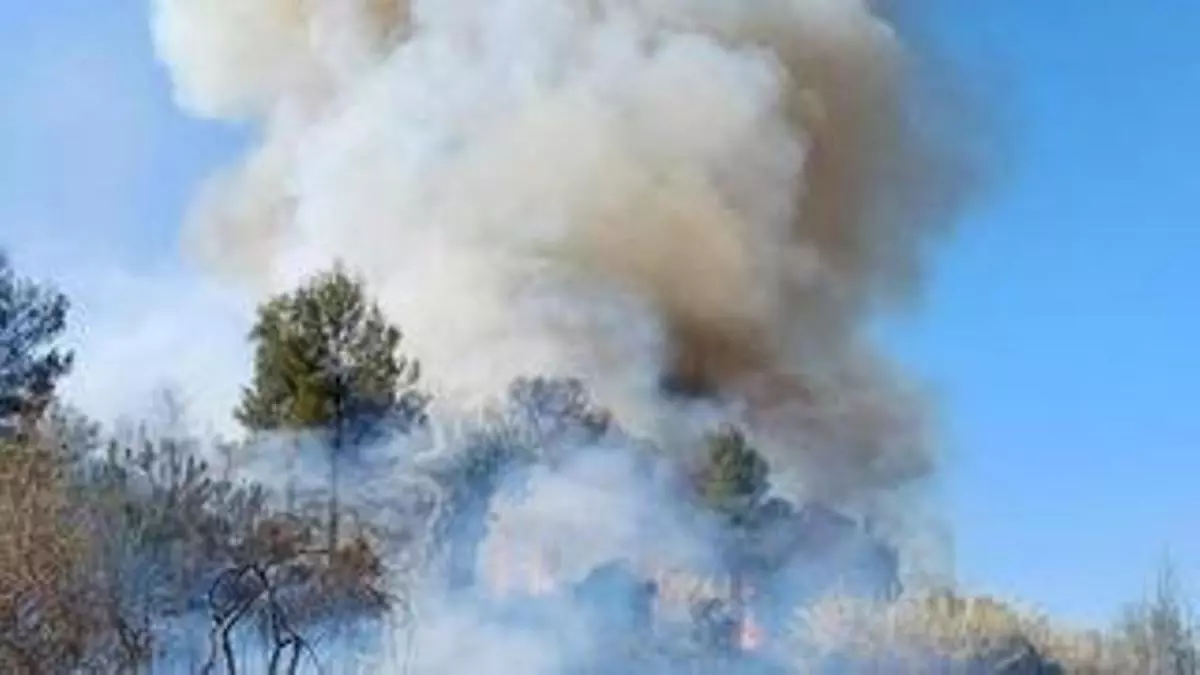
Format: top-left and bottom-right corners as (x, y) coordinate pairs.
(0, 252), (73, 437)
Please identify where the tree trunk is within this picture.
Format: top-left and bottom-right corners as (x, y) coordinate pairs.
(285, 438), (298, 513)
(328, 446), (339, 555)
(328, 411), (344, 556)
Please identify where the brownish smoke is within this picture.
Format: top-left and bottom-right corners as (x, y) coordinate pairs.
(156, 0), (981, 508)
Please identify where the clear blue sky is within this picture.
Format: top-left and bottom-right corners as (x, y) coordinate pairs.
(1, 1), (1197, 626)
(890, 0), (1200, 625)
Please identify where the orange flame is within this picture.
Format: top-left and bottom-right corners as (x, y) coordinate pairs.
(740, 611), (765, 651)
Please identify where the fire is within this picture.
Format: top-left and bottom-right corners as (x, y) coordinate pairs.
(739, 611), (765, 651)
(485, 544), (770, 653)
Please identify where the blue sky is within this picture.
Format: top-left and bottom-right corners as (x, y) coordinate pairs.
(890, 0), (1200, 624)
(1, 1), (1197, 626)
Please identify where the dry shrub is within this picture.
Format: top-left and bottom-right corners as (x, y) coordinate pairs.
(792, 590), (1062, 672)
(792, 586), (1199, 675)
(0, 441), (103, 673)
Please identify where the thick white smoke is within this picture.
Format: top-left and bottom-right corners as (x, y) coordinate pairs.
(152, 0), (980, 638)
(154, 0), (977, 508)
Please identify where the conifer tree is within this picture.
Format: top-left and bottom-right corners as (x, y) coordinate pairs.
(236, 264), (426, 551)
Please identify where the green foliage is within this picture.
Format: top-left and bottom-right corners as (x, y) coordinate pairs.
(694, 425), (770, 526)
(235, 263), (425, 439)
(0, 251), (73, 435)
(2, 256), (1198, 674)
(236, 264), (428, 554)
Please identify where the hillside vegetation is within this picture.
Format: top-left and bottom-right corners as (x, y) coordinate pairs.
(1, 251), (1194, 674)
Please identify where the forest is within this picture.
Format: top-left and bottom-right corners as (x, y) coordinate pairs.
(1, 250), (1196, 674)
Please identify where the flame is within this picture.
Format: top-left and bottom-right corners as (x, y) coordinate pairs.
(736, 583), (768, 652)
(739, 611), (765, 651)
(739, 611), (766, 652)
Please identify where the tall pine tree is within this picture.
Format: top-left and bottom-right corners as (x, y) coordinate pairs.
(236, 264), (427, 551)
(692, 425), (771, 644)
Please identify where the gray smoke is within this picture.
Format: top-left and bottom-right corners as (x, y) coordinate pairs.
(149, 1), (983, 668)
(154, 0), (978, 506)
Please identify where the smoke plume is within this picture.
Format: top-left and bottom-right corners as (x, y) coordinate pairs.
(153, 0), (978, 548)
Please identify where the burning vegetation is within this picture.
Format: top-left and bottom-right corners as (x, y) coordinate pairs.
(1, 0), (1197, 673)
(2, 237), (1198, 674)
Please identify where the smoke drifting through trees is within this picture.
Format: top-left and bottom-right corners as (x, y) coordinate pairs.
(4, 1), (1199, 673)
(0, 246), (1196, 673)
(134, 0), (991, 671)
(22, 0), (1170, 672)
(158, 0), (980, 507)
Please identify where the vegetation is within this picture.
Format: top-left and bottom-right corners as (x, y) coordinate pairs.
(0, 248), (1194, 674)
(792, 574), (1199, 674)
(236, 263), (427, 552)
(0, 252), (73, 437)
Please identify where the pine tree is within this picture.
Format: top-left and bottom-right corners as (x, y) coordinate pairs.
(695, 425), (769, 527)
(692, 425), (772, 646)
(236, 264), (427, 552)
